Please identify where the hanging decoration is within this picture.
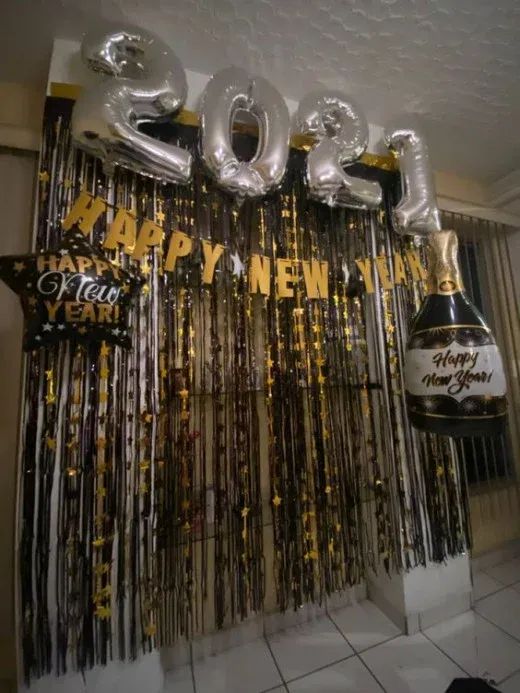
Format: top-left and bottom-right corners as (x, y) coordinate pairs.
(384, 120), (442, 235)
(199, 66), (290, 201)
(295, 90), (382, 209)
(71, 27), (193, 184)
(404, 230), (507, 437)
(16, 95), (470, 685)
(0, 226), (141, 350)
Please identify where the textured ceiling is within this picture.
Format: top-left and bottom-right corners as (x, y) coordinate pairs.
(2, 0), (520, 182)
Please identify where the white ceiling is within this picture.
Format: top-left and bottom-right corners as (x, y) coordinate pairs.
(2, 0), (520, 184)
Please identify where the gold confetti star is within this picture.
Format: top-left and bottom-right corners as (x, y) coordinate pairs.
(38, 170), (50, 183)
(272, 494), (282, 507)
(46, 437), (56, 450)
(100, 343), (111, 357)
(13, 261), (25, 273)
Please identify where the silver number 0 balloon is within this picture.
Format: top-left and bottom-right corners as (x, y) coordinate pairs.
(295, 91), (382, 209)
(384, 123), (441, 235)
(199, 67), (290, 201)
(71, 27), (192, 184)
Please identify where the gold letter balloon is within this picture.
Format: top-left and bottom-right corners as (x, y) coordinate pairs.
(71, 27), (193, 184)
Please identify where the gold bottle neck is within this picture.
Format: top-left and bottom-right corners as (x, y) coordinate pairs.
(426, 230), (464, 295)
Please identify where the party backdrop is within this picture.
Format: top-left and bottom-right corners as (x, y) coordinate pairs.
(17, 97), (469, 682)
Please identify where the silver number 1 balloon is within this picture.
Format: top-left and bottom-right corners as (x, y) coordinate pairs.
(295, 91), (382, 209)
(199, 67), (290, 201)
(71, 27), (192, 184)
(384, 122), (441, 235)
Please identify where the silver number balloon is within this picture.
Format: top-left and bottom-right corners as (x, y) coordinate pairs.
(384, 122), (441, 235)
(199, 67), (290, 200)
(71, 27), (192, 184)
(295, 91), (382, 209)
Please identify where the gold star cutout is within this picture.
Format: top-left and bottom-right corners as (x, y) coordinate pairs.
(179, 389), (189, 399)
(142, 284), (150, 295)
(38, 170), (50, 183)
(140, 263), (151, 276)
(272, 494), (282, 507)
(156, 210), (165, 224)
(14, 261), (25, 273)
(94, 606), (111, 620)
(144, 623), (156, 637)
(99, 367), (109, 379)
(122, 284), (130, 294)
(46, 437), (56, 450)
(100, 343), (111, 357)
(99, 391), (108, 403)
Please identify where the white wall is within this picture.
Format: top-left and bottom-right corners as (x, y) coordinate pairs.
(0, 150), (36, 692)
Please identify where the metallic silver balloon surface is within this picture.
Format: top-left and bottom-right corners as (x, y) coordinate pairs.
(71, 27), (192, 184)
(384, 123), (441, 235)
(295, 91), (382, 209)
(199, 67), (290, 200)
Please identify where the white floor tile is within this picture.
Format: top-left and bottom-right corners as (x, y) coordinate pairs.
(499, 669), (520, 693)
(287, 656), (384, 692)
(424, 610), (520, 682)
(329, 599), (401, 652)
(485, 558), (520, 587)
(475, 587), (520, 640)
(360, 632), (466, 693)
(193, 638), (282, 693)
(162, 664), (194, 693)
(472, 571), (504, 601)
(267, 615), (353, 682)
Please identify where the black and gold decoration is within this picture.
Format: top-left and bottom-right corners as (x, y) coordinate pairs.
(0, 226), (141, 350)
(17, 98), (469, 683)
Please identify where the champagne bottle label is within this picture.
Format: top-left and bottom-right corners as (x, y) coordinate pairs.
(405, 328), (507, 418)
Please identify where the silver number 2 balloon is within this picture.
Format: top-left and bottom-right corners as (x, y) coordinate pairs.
(295, 91), (382, 209)
(384, 123), (441, 235)
(71, 27), (192, 184)
(199, 67), (290, 201)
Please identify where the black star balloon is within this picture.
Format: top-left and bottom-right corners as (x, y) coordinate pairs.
(0, 225), (142, 350)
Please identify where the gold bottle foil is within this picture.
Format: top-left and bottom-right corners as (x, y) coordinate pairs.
(427, 230), (464, 295)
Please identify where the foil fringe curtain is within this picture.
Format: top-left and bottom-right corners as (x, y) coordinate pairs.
(19, 98), (469, 682)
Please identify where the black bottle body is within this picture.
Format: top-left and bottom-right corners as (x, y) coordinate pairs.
(404, 233), (507, 438)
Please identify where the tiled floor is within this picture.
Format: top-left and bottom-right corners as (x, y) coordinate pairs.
(163, 555), (520, 693)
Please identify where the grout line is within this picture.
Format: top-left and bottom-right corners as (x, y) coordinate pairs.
(355, 633), (402, 656)
(263, 634), (289, 691)
(328, 608), (403, 657)
(283, 653), (355, 685)
(474, 608), (520, 646)
(498, 664), (520, 686)
(474, 582), (509, 604)
(356, 653), (389, 693)
(421, 630), (473, 678)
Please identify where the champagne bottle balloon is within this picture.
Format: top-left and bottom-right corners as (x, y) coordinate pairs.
(404, 230), (507, 437)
